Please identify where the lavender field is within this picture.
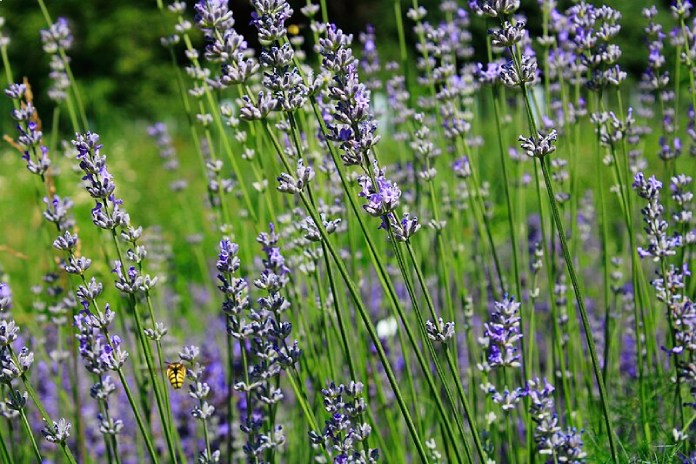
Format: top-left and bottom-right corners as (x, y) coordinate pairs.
(0, 0), (695, 462)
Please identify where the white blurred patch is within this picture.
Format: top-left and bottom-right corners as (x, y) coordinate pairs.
(375, 316), (397, 339)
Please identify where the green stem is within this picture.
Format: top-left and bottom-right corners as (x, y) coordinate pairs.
(20, 409), (43, 463)
(0, 422), (11, 464)
(116, 369), (160, 463)
(539, 161), (619, 463)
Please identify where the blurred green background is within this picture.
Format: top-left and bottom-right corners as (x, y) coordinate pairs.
(0, 0), (671, 124)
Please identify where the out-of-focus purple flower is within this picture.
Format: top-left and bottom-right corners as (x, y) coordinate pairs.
(40, 18), (73, 103)
(0, 17), (10, 48)
(42, 196), (75, 233)
(40, 18), (73, 54)
(147, 122), (183, 176)
(0, 282), (12, 313)
(359, 25), (380, 90)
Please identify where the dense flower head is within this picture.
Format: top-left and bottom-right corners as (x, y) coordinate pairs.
(277, 158), (315, 194)
(194, 0), (234, 31)
(0, 282), (12, 313)
(193, 0), (258, 87)
(633, 172), (683, 261)
(5, 83), (52, 176)
(468, 0), (520, 17)
(500, 55), (538, 87)
(42, 417), (72, 444)
(518, 130), (558, 158)
(256, 33), (308, 112)
(318, 24), (381, 166)
(310, 381), (379, 463)
(482, 295), (523, 369)
(357, 166), (402, 221)
(671, 174), (694, 224)
(250, 0), (293, 45)
(40, 17), (73, 54)
(567, 2), (626, 90)
(523, 378), (586, 462)
(0, 342), (34, 384)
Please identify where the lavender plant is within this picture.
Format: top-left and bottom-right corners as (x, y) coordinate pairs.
(4, 0), (696, 462)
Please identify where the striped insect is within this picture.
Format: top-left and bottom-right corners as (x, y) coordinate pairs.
(166, 362), (187, 389)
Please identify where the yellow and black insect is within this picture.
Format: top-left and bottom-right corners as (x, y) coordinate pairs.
(166, 362), (186, 389)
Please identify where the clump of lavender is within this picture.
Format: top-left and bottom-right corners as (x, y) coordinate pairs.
(309, 381), (379, 463)
(0, 282), (76, 462)
(73, 131), (178, 460)
(217, 225), (300, 461)
(632, 173), (682, 261)
(179, 345), (220, 463)
(5, 83), (51, 177)
(567, 2), (626, 91)
(480, 295), (523, 370)
(40, 17), (73, 103)
(317, 24), (380, 167)
(194, 0), (258, 87)
(147, 122), (180, 171)
(524, 378), (586, 462)
(60, 223), (132, 457)
(633, 171), (696, 438)
(250, 0), (308, 113)
(358, 24), (381, 91)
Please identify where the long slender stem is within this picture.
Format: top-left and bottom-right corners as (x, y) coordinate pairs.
(539, 161), (619, 462)
(19, 409), (43, 463)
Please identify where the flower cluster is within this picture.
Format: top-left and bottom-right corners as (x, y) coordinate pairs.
(310, 381), (379, 463)
(147, 122), (185, 188)
(567, 2), (626, 91)
(179, 345), (220, 463)
(40, 17), (73, 103)
(524, 378), (586, 462)
(632, 172), (682, 261)
(193, 0), (258, 87)
(277, 159), (315, 194)
(216, 225), (300, 460)
(4, 83), (51, 176)
(481, 295), (523, 369)
(73, 132), (160, 299)
(318, 24), (380, 167)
